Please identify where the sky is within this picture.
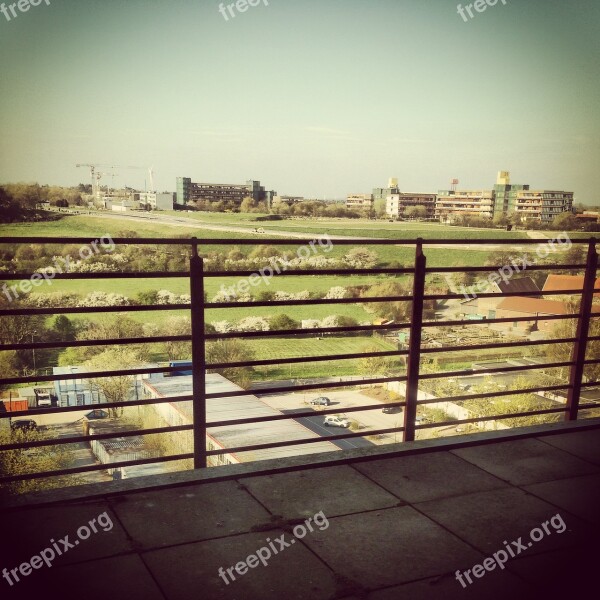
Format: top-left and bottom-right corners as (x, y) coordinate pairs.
(0, 0), (599, 204)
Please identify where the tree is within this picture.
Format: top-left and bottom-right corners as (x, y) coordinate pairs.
(52, 315), (77, 341)
(342, 247), (378, 269)
(362, 281), (411, 321)
(161, 316), (192, 361)
(205, 339), (256, 388)
(84, 348), (142, 417)
(358, 344), (392, 379)
(0, 428), (73, 498)
(269, 314), (300, 331)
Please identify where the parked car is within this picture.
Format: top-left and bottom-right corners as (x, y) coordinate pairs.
(323, 415), (350, 428)
(85, 409), (109, 420)
(10, 419), (38, 432)
(310, 396), (331, 406)
(382, 406), (402, 414)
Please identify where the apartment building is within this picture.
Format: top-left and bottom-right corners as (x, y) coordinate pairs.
(435, 189), (495, 221)
(514, 190), (574, 222)
(386, 193), (436, 218)
(176, 177), (276, 207)
(346, 194), (374, 211)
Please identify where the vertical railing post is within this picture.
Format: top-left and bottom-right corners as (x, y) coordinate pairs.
(190, 238), (207, 468)
(404, 238), (426, 442)
(565, 238), (597, 421)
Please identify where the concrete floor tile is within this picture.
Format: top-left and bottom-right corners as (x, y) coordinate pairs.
(2, 554), (165, 600)
(523, 473), (600, 525)
(416, 487), (598, 557)
(538, 429), (600, 465)
(353, 452), (508, 503)
(242, 465), (400, 519)
(451, 439), (599, 485)
(111, 481), (271, 550)
(300, 506), (483, 589)
(0, 502), (131, 571)
(367, 570), (532, 600)
(143, 530), (338, 600)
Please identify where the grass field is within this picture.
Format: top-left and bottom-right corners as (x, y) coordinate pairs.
(245, 335), (399, 379)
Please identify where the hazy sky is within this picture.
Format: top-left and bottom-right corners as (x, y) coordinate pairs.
(0, 0), (598, 203)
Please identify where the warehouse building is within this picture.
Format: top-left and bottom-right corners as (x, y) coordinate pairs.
(142, 372), (338, 466)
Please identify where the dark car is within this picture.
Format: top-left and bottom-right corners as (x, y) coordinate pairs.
(382, 406), (402, 414)
(85, 409), (109, 420)
(309, 396), (331, 406)
(10, 419), (38, 432)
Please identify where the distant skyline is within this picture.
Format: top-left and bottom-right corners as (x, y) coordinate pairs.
(0, 0), (599, 204)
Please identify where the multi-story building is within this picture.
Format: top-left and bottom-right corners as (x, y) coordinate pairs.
(514, 190), (574, 222)
(386, 193), (436, 218)
(346, 194), (374, 211)
(134, 192), (174, 211)
(435, 189), (495, 221)
(493, 171), (529, 215)
(373, 178), (400, 202)
(436, 172), (573, 223)
(176, 177), (276, 207)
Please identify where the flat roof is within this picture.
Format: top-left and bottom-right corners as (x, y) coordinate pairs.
(144, 373), (337, 463)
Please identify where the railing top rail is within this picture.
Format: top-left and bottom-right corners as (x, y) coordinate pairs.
(0, 236), (597, 246)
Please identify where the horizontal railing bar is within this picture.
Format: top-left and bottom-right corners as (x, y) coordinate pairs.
(208, 349), (408, 369)
(1, 335), (191, 352)
(206, 376), (408, 399)
(207, 402), (572, 456)
(206, 426), (406, 456)
(417, 384), (572, 405)
(206, 295), (413, 309)
(0, 262), (590, 281)
(0, 453), (194, 484)
(0, 424), (193, 451)
(206, 401), (408, 428)
(580, 402), (600, 409)
(423, 314), (580, 328)
(0, 272), (188, 281)
(204, 268), (415, 277)
(0, 365), (187, 386)
(0, 394), (195, 420)
(420, 337), (579, 355)
(1, 236), (596, 246)
(0, 304), (190, 316)
(419, 360), (576, 381)
(416, 406), (567, 430)
(206, 323), (411, 339)
(426, 289), (588, 301)
(429, 263), (589, 273)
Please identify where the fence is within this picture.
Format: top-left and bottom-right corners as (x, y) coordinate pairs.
(0, 235), (598, 487)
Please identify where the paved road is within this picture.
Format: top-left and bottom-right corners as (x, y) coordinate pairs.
(58, 210), (560, 252)
(282, 408), (374, 450)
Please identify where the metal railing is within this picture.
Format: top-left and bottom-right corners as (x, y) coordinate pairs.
(0, 235), (598, 486)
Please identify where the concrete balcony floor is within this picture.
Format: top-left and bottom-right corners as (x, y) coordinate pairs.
(2, 420), (600, 600)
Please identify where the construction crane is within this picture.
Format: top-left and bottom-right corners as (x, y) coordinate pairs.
(76, 163), (156, 195)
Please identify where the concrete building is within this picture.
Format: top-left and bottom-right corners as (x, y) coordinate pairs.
(435, 189), (495, 221)
(134, 192), (174, 211)
(514, 190), (574, 222)
(346, 194), (374, 211)
(176, 177), (276, 207)
(142, 372), (338, 466)
(386, 193), (436, 218)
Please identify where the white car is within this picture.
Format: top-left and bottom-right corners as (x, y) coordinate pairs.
(323, 415), (350, 428)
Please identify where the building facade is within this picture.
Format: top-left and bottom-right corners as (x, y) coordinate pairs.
(176, 177), (276, 207)
(386, 193), (436, 218)
(346, 194), (374, 211)
(435, 190), (495, 221)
